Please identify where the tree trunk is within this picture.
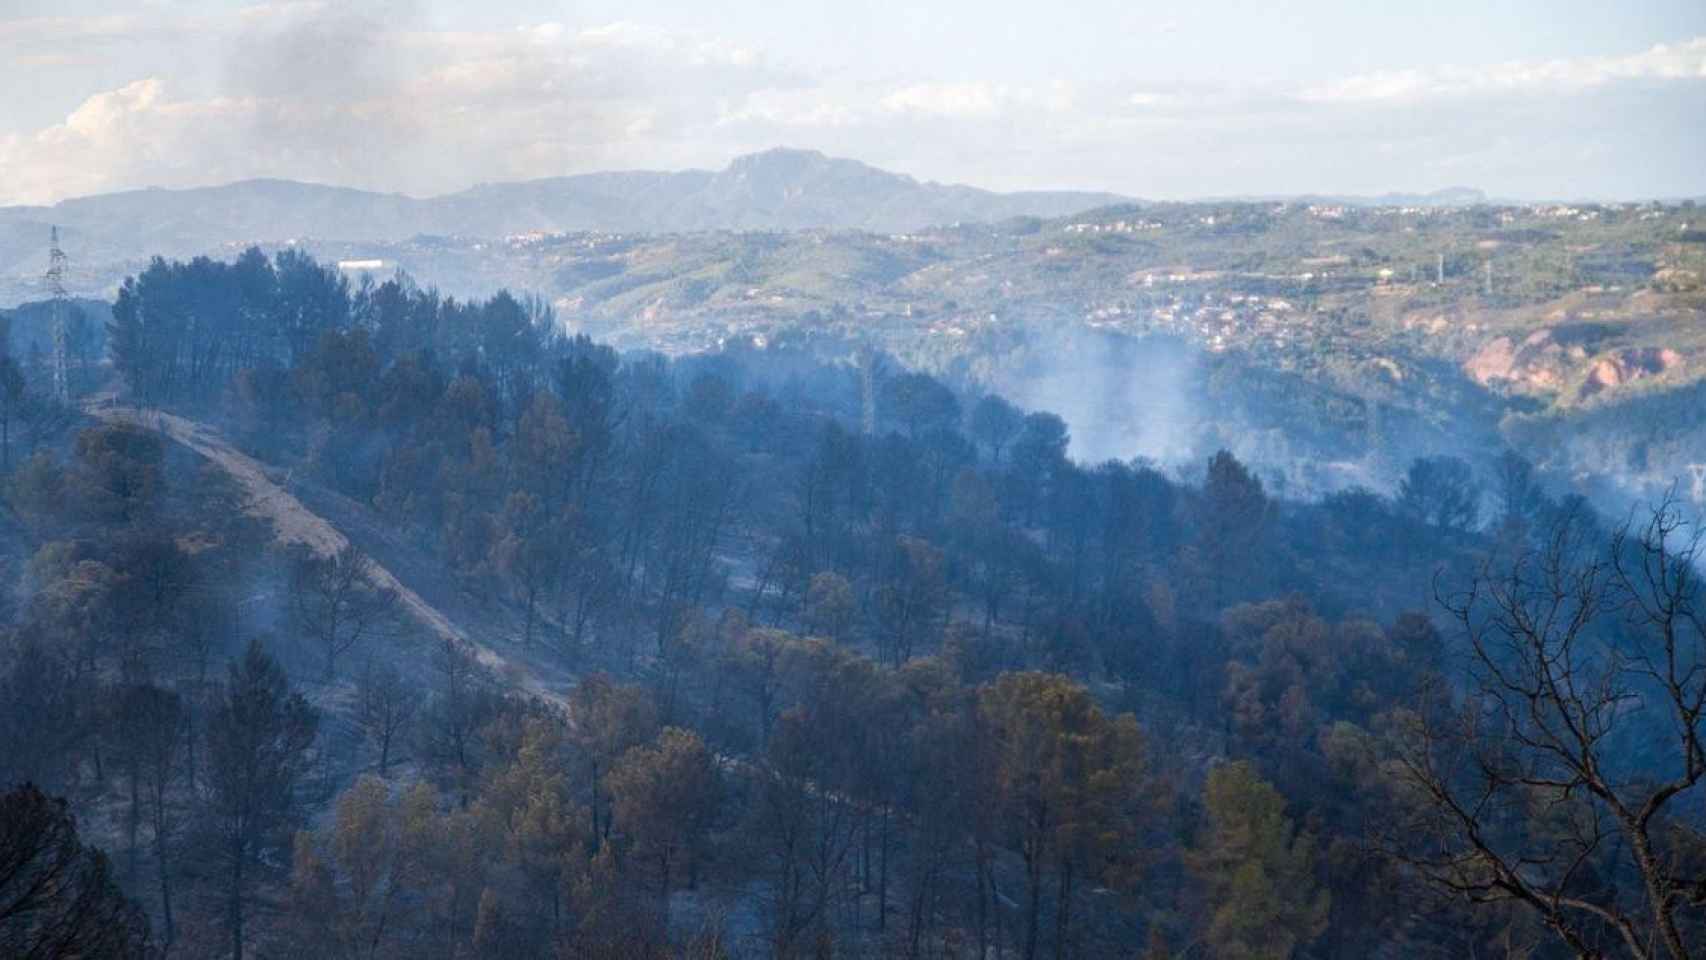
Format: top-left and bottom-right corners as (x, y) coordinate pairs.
(1024, 854), (1043, 960)
(1054, 862), (1074, 960)
(230, 838), (246, 960)
(860, 816), (871, 891)
(524, 586), (536, 648)
(878, 804), (890, 933)
(659, 850), (673, 930)
(128, 771), (141, 883)
(1628, 824), (1690, 960)
(976, 842), (989, 960)
(590, 760), (603, 840)
(156, 829), (175, 951)
(183, 704), (198, 786)
(907, 881), (926, 959)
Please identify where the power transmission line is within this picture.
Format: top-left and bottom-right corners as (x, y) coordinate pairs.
(44, 226), (70, 402)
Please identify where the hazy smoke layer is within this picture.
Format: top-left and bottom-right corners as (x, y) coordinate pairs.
(997, 329), (1200, 466)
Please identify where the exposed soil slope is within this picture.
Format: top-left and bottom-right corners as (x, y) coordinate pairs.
(85, 401), (570, 709)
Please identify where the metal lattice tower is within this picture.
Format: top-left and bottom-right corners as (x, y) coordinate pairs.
(45, 226), (70, 401)
(857, 344), (877, 436)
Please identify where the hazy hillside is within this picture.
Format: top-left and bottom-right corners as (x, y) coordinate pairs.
(8, 243), (1702, 960)
(1219, 186), (1495, 207)
(7, 185), (1701, 511)
(193, 197), (1696, 498)
(0, 148), (1126, 279)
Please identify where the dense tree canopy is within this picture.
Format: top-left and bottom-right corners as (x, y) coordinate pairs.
(0, 247), (1697, 960)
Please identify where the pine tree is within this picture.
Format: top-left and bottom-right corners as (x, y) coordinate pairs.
(1188, 762), (1328, 960)
(203, 639), (318, 960)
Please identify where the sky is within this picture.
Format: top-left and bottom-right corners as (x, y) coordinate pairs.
(1, 0), (1703, 206)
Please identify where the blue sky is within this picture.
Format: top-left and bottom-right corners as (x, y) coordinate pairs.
(2, 0), (1702, 204)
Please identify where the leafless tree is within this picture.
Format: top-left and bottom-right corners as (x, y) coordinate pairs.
(1386, 495), (1706, 959)
(288, 544), (399, 681)
(0, 784), (151, 958)
(420, 636), (498, 804)
(202, 640), (318, 960)
(126, 685), (184, 950)
(355, 657), (416, 776)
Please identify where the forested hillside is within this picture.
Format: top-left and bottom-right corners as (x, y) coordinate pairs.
(1, 249), (1702, 959)
(13, 192), (1705, 514)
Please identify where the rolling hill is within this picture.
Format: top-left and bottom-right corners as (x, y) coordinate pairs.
(0, 148), (1127, 286)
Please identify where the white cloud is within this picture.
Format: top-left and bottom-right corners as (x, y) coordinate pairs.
(880, 81), (1074, 119)
(0, 14), (146, 44)
(1127, 91), (1178, 108)
(0, 11), (807, 205)
(882, 82), (1004, 118)
(719, 88), (863, 128)
(0, 8), (1701, 206)
(235, 1), (331, 24)
(526, 22), (566, 43)
(0, 78), (260, 203)
(1302, 36), (1706, 103)
(11, 51), (92, 68)
(64, 76), (164, 138)
(573, 20), (760, 68)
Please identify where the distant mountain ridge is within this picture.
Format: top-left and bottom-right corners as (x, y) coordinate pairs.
(0, 148), (1129, 266)
(1215, 186), (1496, 207)
(0, 148), (1520, 301)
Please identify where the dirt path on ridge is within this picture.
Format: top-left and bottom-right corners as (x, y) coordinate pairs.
(86, 402), (569, 709)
